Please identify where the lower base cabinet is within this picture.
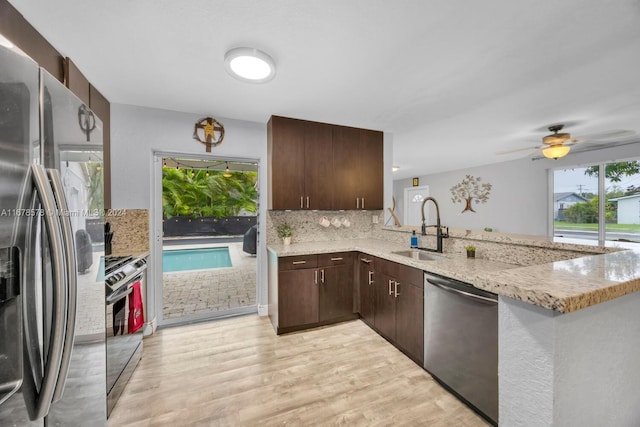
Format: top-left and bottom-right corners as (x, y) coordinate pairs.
(272, 252), (356, 333)
(279, 267), (319, 328)
(319, 253), (354, 322)
(373, 258), (424, 364)
(270, 250), (423, 364)
(357, 255), (375, 327)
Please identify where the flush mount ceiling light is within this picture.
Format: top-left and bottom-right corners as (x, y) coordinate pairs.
(224, 47), (276, 83)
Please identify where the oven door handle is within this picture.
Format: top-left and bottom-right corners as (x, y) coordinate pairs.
(106, 285), (134, 305)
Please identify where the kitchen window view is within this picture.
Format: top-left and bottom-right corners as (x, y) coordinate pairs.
(553, 159), (640, 244)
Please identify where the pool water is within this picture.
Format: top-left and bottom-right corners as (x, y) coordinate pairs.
(163, 247), (232, 273)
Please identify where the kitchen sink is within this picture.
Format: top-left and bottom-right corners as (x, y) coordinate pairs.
(392, 250), (445, 261)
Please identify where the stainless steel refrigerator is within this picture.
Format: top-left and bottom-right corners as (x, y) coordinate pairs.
(0, 40), (106, 426)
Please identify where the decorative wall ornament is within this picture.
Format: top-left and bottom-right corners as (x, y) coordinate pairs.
(387, 196), (402, 226)
(78, 105), (96, 142)
(450, 175), (492, 213)
(194, 117), (225, 152)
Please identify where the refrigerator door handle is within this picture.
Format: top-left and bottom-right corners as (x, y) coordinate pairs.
(47, 169), (77, 403)
(26, 164), (68, 420)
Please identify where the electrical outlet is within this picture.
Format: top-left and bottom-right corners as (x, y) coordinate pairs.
(372, 215), (378, 224)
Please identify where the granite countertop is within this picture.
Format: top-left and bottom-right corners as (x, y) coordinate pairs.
(268, 238), (640, 314)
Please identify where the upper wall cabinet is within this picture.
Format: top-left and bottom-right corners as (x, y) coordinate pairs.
(268, 115), (383, 210)
(332, 127), (383, 210)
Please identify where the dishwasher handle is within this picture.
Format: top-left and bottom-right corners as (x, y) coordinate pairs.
(426, 277), (497, 304)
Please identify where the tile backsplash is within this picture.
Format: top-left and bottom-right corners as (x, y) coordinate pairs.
(108, 209), (149, 255)
(267, 210), (384, 243)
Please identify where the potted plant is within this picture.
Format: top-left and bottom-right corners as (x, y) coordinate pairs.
(277, 222), (293, 245)
(465, 244), (476, 258)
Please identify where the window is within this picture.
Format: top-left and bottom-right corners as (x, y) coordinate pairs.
(553, 160), (640, 244)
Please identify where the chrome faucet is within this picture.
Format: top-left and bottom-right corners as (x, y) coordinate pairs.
(420, 197), (449, 253)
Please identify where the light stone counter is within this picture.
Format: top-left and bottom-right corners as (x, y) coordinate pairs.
(268, 238), (640, 314)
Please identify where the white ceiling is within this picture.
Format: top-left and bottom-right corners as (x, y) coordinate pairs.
(8, 0), (640, 179)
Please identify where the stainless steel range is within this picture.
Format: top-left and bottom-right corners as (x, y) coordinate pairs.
(104, 254), (148, 417)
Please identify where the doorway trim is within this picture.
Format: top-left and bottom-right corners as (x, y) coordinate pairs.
(150, 150), (260, 328)
(403, 185), (430, 226)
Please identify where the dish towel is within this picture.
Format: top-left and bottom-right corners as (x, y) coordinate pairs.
(128, 281), (144, 334)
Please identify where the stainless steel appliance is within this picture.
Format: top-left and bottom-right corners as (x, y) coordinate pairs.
(104, 254), (147, 416)
(424, 272), (498, 425)
(0, 41), (106, 426)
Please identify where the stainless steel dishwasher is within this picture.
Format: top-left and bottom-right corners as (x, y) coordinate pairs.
(423, 272), (498, 426)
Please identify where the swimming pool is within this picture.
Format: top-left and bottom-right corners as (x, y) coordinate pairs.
(163, 247), (232, 273)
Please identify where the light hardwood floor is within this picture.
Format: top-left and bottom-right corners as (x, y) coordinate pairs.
(107, 315), (490, 426)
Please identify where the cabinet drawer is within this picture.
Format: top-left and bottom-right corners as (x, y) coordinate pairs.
(397, 264), (424, 289)
(318, 252), (354, 267)
(279, 255), (318, 271)
(376, 257), (400, 277)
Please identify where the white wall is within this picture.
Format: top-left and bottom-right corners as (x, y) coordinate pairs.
(393, 143), (640, 236)
(395, 157), (548, 235)
(499, 293), (640, 426)
(110, 103), (269, 317)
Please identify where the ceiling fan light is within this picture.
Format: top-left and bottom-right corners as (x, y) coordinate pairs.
(542, 144), (570, 159)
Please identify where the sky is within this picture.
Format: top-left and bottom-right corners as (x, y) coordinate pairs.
(554, 166), (640, 195)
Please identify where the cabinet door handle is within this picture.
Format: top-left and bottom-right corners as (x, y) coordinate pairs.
(292, 260), (307, 265)
(306, 196), (310, 209)
(362, 197), (365, 209)
(360, 258), (372, 264)
(356, 197), (360, 209)
(330, 257), (343, 261)
(314, 270), (318, 285)
(300, 196), (303, 209)
(394, 281), (400, 298)
(368, 271), (374, 285)
(388, 279), (393, 295)
(321, 269), (325, 284)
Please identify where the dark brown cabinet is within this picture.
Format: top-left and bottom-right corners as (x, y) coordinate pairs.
(332, 126), (384, 210)
(357, 255), (375, 327)
(277, 254), (319, 329)
(268, 115), (383, 210)
(269, 249), (423, 363)
(268, 116), (333, 210)
(271, 252), (357, 334)
(372, 258), (424, 363)
(268, 116), (306, 210)
(318, 252), (354, 322)
(374, 261), (399, 341)
(394, 266), (424, 363)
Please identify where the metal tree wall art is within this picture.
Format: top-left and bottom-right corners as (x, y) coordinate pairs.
(450, 175), (492, 213)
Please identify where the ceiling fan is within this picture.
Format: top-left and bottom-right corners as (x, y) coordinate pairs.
(497, 124), (636, 160)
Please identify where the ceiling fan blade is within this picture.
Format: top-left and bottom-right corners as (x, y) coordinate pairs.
(495, 145), (540, 155)
(578, 129), (636, 142)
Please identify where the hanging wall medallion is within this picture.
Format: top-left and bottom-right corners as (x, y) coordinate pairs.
(194, 117), (225, 152)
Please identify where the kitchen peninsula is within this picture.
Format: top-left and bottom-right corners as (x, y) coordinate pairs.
(267, 227), (640, 426)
